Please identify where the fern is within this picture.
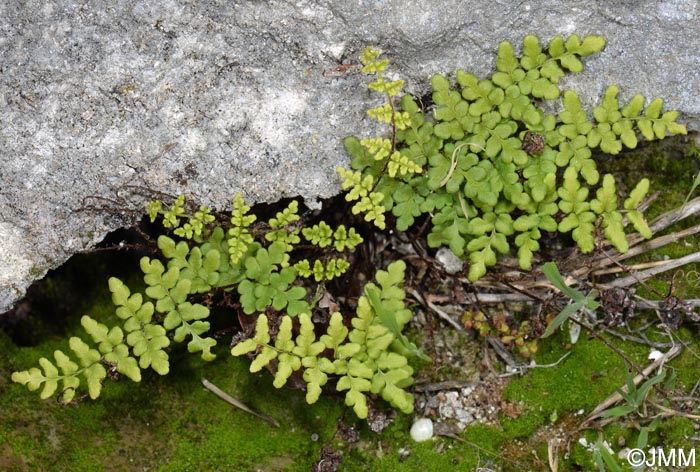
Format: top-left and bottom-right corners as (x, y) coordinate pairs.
(237, 242), (309, 316)
(335, 46), (417, 229)
(339, 38), (685, 280)
(228, 192), (257, 265)
(11, 279), (167, 403)
(302, 221), (334, 247)
(13, 35), (688, 426)
(111, 277), (171, 372)
(232, 260), (421, 419)
(148, 194), (216, 242)
(14, 190), (368, 403)
(265, 200), (301, 251)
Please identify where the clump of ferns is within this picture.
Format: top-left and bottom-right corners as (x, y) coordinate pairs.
(13, 192), (426, 419)
(13, 35), (687, 420)
(339, 38), (685, 282)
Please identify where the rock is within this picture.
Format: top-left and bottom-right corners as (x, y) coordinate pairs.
(409, 418), (434, 442)
(1, 0), (699, 313)
(435, 248), (464, 275)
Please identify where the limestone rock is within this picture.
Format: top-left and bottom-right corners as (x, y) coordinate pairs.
(1, 0), (698, 312)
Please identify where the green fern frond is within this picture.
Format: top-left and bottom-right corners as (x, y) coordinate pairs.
(228, 193), (257, 265)
(232, 261), (419, 419)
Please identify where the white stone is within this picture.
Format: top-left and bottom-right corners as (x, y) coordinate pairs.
(409, 418), (434, 442)
(436, 247), (463, 274)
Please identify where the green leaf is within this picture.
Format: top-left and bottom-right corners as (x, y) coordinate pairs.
(126, 324), (170, 375)
(344, 387), (369, 419)
(303, 366), (329, 404)
(376, 352), (409, 370)
(559, 91), (592, 138)
(542, 301), (584, 338)
(578, 35), (606, 55)
(591, 174), (618, 214)
(523, 149), (557, 202)
(521, 35), (546, 70)
(105, 345), (141, 382)
(593, 86), (622, 123)
(250, 346), (278, 373)
(496, 40), (519, 74)
(644, 97), (663, 119)
(231, 338), (259, 356)
(160, 236), (189, 261)
(596, 439), (623, 472)
(624, 178), (650, 209)
(627, 210), (652, 239)
(108, 277), (131, 307)
(344, 136), (376, 171)
(364, 284), (428, 361)
(601, 404), (637, 419)
(514, 231), (539, 270)
(321, 312), (349, 351)
(427, 205), (471, 257)
(333, 225), (364, 251)
(273, 353), (301, 388)
(542, 262), (587, 303)
(302, 222), (333, 247)
(392, 183), (425, 230)
(540, 262), (599, 337)
(635, 370), (666, 403)
(621, 93), (645, 118)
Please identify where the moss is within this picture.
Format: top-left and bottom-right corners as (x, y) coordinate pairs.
(567, 431), (600, 470)
(657, 416), (696, 445)
(342, 434), (478, 471)
(502, 332), (645, 437)
(1, 250), (343, 471)
(3, 325), (346, 471)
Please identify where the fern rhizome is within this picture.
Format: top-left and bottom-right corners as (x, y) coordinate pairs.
(13, 34), (685, 421)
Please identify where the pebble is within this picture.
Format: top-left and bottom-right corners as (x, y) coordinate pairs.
(410, 418), (434, 442)
(435, 247), (464, 274)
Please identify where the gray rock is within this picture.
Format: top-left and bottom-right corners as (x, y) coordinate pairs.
(1, 0), (699, 313)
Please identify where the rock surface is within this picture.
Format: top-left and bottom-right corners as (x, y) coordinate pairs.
(1, 0), (699, 312)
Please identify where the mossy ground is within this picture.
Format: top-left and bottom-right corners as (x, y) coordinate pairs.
(2, 136), (700, 471)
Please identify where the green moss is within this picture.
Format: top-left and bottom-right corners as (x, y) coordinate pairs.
(3, 324), (345, 471)
(343, 433), (477, 471)
(1, 250), (342, 471)
(567, 430), (600, 471)
(657, 416), (696, 444)
(502, 332), (644, 438)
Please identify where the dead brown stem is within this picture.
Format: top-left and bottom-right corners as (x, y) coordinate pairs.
(603, 251), (700, 288)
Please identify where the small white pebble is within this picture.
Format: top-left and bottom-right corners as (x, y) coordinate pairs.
(410, 418), (434, 442)
(436, 247), (463, 274)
